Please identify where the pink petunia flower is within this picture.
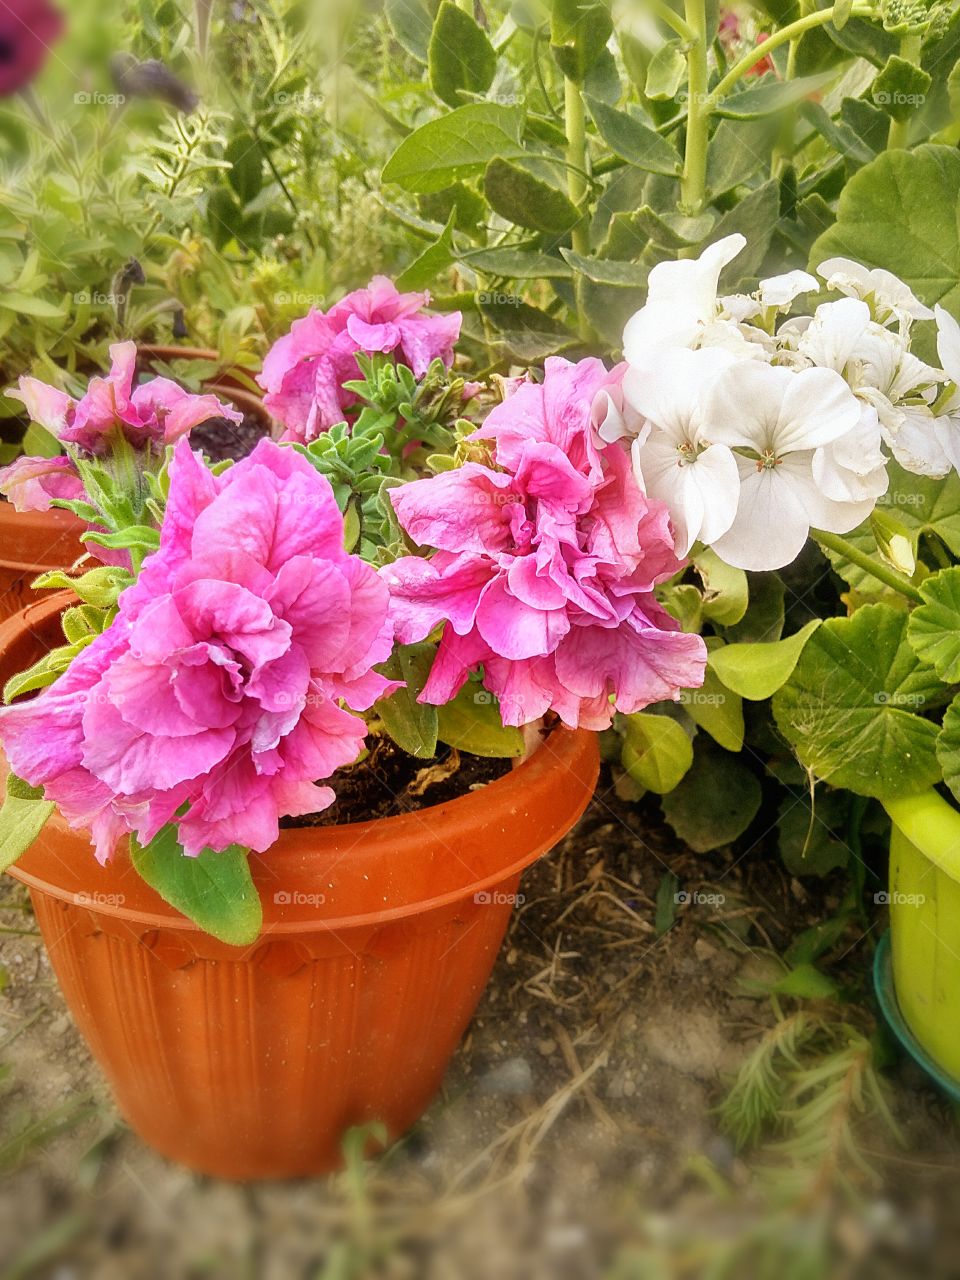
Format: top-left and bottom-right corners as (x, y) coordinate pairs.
(0, 453), (83, 512)
(0, 439), (398, 862)
(258, 276), (462, 443)
(0, 0), (63, 97)
(380, 357), (707, 730)
(7, 340), (243, 455)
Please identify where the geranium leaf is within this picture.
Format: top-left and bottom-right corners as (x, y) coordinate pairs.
(777, 790), (851, 878)
(708, 620), (820, 701)
(809, 144), (960, 317)
(907, 566), (960, 682)
(694, 547), (748, 626)
(621, 712), (693, 793)
(661, 746), (761, 852)
(772, 604), (943, 799)
(0, 774), (54, 874)
(937, 696), (960, 807)
(681, 661), (744, 753)
(130, 828), (262, 946)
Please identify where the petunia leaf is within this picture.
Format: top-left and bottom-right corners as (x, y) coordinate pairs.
(772, 604), (943, 799)
(130, 827), (262, 946)
(436, 685), (524, 758)
(375, 642), (439, 759)
(661, 746), (761, 852)
(621, 711), (693, 793)
(0, 773), (54, 875)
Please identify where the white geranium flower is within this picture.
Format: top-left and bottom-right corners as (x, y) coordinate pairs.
(797, 298), (872, 372)
(817, 257), (934, 325)
(888, 405), (954, 477)
(703, 363), (870, 570)
(621, 348), (741, 557)
(935, 305), (960, 413)
(812, 405), (889, 503)
(757, 269), (819, 311)
(622, 234), (746, 359)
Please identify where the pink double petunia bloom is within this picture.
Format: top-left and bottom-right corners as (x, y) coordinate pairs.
(258, 276), (462, 443)
(0, 439), (398, 862)
(380, 357), (707, 730)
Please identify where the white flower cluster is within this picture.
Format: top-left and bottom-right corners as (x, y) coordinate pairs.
(594, 233), (960, 571)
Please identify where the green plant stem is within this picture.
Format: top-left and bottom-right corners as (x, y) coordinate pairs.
(812, 529), (923, 602)
(649, 0), (697, 43)
(887, 31), (922, 149)
(680, 0), (709, 223)
(712, 5), (874, 100)
(564, 76), (591, 339)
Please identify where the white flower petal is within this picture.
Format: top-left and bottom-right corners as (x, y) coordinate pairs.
(704, 363), (860, 454)
(757, 269), (818, 309)
(797, 298), (871, 372)
(710, 456), (813, 570)
(889, 406), (952, 477)
(817, 257), (934, 322)
(936, 305), (960, 399)
(622, 347), (736, 446)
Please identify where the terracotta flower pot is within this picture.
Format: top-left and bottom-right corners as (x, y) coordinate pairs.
(0, 595), (599, 1179)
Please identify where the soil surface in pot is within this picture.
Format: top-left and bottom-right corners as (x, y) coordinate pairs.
(282, 737), (512, 827)
(187, 412), (270, 463)
(3, 765), (960, 1278)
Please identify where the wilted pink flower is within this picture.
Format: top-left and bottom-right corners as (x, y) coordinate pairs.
(0, 0), (63, 97)
(0, 439), (398, 862)
(0, 453), (82, 512)
(381, 357), (707, 730)
(8, 340), (242, 454)
(259, 276), (462, 443)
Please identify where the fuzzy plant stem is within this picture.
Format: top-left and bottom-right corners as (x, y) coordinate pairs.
(812, 529), (923, 602)
(887, 31), (923, 150)
(680, 0), (709, 226)
(564, 75), (592, 339)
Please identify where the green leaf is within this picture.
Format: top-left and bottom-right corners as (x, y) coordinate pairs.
(632, 205), (714, 250)
(709, 620), (821, 701)
(550, 0), (613, 82)
(395, 209), (457, 291)
(621, 712), (693, 793)
(777, 790), (851, 878)
(726, 573), (785, 644)
(809, 144), (960, 317)
(0, 293), (66, 319)
(706, 118), (776, 197)
(907, 566), (960, 682)
(714, 72), (837, 120)
(225, 133), (262, 206)
(375, 643), (439, 758)
(654, 871), (679, 936)
(772, 604), (943, 799)
(459, 248), (575, 279)
(385, 0), (434, 61)
(382, 104), (525, 194)
(21, 423), (60, 457)
(436, 686), (524, 758)
(694, 546), (748, 626)
(681, 665), (744, 753)
(0, 774), (53, 875)
(32, 565), (132, 608)
(710, 181), (780, 286)
(870, 55), (932, 122)
(770, 963), (838, 1000)
(937, 696), (960, 806)
(586, 97), (681, 175)
(645, 40), (686, 101)
(131, 828), (262, 946)
(661, 747), (761, 852)
(559, 249), (648, 286)
(428, 1), (497, 107)
(482, 158), (581, 234)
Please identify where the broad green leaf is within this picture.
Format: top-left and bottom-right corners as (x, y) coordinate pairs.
(482, 158), (580, 234)
(907, 566), (960, 682)
(385, 0), (433, 61)
(632, 205), (714, 249)
(772, 604), (943, 799)
(870, 55), (932, 122)
(382, 104), (525, 194)
(428, 1), (497, 107)
(694, 547), (748, 626)
(661, 747), (761, 852)
(714, 72), (837, 120)
(798, 102), (874, 167)
(937, 696), (960, 806)
(131, 828), (262, 946)
(706, 118), (776, 197)
(681, 664), (744, 753)
(709, 620), (820, 701)
(645, 41), (686, 101)
(550, 0), (612, 82)
(21, 422), (60, 457)
(725, 573), (785, 644)
(559, 249), (647, 286)
(0, 774), (53, 875)
(0, 292), (66, 319)
(459, 248), (574, 279)
(395, 209), (457, 291)
(777, 791), (851, 878)
(586, 97), (681, 175)
(809, 144), (960, 317)
(436, 686), (524, 757)
(710, 181), (780, 286)
(225, 133), (262, 205)
(375, 643), (439, 758)
(621, 712), (693, 793)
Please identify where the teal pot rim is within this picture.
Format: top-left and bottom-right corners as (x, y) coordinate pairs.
(873, 930), (960, 1103)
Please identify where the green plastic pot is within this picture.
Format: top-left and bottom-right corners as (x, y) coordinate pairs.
(884, 789), (960, 1083)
